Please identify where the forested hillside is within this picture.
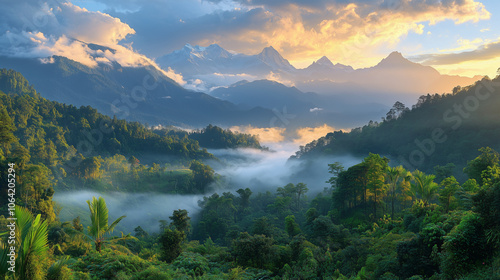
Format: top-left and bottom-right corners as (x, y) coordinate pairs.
(154, 124), (263, 150)
(293, 75), (500, 179)
(0, 69), (262, 216)
(1, 69), (499, 279)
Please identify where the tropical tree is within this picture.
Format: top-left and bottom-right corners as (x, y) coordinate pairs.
(410, 170), (439, 206)
(295, 183), (309, 210)
(0, 206), (49, 280)
(85, 196), (126, 252)
(385, 166), (408, 218)
(327, 162), (344, 188)
(236, 188), (253, 211)
(169, 209), (191, 234)
(463, 147), (499, 185)
(364, 153), (389, 219)
(159, 228), (185, 263)
(438, 176), (460, 212)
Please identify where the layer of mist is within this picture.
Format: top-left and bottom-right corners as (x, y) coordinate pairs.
(54, 191), (204, 234)
(53, 142), (363, 234)
(208, 142), (363, 194)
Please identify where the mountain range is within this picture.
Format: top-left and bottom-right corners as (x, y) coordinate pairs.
(157, 44), (482, 103)
(0, 41), (484, 132)
(0, 53), (274, 128)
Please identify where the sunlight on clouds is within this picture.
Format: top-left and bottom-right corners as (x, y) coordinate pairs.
(266, 71), (294, 87)
(162, 67), (187, 85)
(434, 57), (500, 78)
(60, 2), (135, 45)
(293, 124), (335, 145)
(439, 38), (486, 53)
(218, 0), (491, 69)
(230, 126), (286, 143)
(0, 0), (193, 86)
(230, 124), (338, 145)
(14, 33), (100, 67)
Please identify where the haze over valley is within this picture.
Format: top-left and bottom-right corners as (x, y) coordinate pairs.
(1, 0), (500, 279)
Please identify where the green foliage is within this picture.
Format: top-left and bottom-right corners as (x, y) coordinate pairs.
(327, 162), (345, 187)
(172, 252), (209, 276)
(3, 69), (500, 279)
(434, 163), (456, 183)
(159, 228), (185, 263)
(46, 256), (72, 280)
(0, 106), (16, 146)
(184, 124), (262, 149)
(410, 170), (439, 206)
(71, 249), (151, 279)
(472, 181), (500, 247)
(14, 206), (50, 280)
(86, 196), (126, 252)
(285, 215), (301, 237)
(169, 209), (191, 235)
(195, 192), (237, 242)
(294, 76), (500, 178)
(464, 147), (499, 185)
(232, 232), (274, 269)
(190, 160), (215, 193)
(439, 176), (460, 212)
(130, 265), (173, 280)
(442, 212), (493, 278)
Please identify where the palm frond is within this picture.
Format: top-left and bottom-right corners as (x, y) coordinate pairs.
(14, 206), (49, 280)
(0, 241), (10, 278)
(106, 215), (126, 235)
(46, 256), (71, 280)
(87, 197), (110, 240)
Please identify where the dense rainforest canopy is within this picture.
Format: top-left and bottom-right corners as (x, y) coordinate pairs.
(0, 69), (499, 279)
(293, 75), (500, 181)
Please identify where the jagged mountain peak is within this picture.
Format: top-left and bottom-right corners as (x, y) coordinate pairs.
(315, 56), (334, 67)
(376, 51), (414, 68)
(258, 46), (283, 61)
(257, 46), (295, 70)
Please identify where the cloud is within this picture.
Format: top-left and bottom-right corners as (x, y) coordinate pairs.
(57, 3), (135, 45)
(162, 67), (186, 85)
(266, 71), (294, 87)
(94, 0), (490, 69)
(294, 124), (335, 145)
(230, 125), (286, 143)
(1, 0), (492, 82)
(411, 38), (500, 66)
(0, 1), (134, 45)
(230, 124), (338, 145)
(0, 0), (191, 86)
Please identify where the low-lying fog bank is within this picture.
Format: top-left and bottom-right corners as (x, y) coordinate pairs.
(54, 142), (363, 234)
(54, 190), (205, 234)
(208, 142), (362, 194)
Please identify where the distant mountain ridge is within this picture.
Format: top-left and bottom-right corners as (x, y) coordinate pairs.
(156, 43), (297, 77)
(0, 48), (276, 128)
(158, 44), (482, 99)
(291, 75), (500, 178)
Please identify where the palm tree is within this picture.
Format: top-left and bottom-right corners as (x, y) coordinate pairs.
(410, 170), (439, 206)
(0, 206), (49, 280)
(85, 196), (126, 252)
(386, 166), (408, 218)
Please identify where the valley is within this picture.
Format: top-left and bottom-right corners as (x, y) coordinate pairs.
(1, 0), (500, 279)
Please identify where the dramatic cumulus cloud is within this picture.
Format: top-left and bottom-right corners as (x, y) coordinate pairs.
(1, 0), (492, 80)
(0, 0), (185, 82)
(94, 0), (490, 68)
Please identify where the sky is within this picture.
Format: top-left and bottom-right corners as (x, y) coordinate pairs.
(1, 0), (499, 78)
